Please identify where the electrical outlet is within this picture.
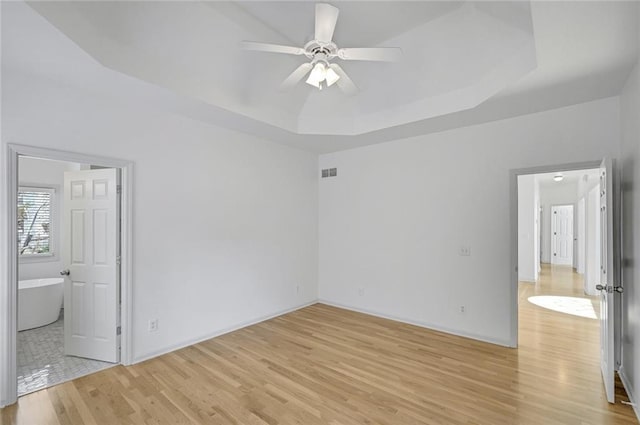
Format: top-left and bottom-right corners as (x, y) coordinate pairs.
(148, 319), (158, 332)
(459, 246), (471, 256)
(460, 305), (466, 314)
(358, 287), (365, 296)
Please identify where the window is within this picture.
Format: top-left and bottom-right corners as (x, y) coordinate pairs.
(18, 187), (55, 257)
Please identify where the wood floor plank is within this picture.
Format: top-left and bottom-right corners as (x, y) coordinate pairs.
(1, 264), (637, 424)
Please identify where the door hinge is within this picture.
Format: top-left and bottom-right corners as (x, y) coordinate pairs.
(116, 256), (121, 265)
(117, 185), (122, 194)
(117, 326), (121, 335)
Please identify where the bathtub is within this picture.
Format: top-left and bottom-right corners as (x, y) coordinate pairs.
(18, 278), (64, 331)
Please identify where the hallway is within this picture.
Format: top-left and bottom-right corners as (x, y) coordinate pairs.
(519, 264), (631, 413)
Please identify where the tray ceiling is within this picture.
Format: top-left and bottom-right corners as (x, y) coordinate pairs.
(26, 1), (537, 135)
(3, 1), (638, 152)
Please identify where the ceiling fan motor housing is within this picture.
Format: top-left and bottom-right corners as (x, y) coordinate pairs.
(304, 40), (338, 61)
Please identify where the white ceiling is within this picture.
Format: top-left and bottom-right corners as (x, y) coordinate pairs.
(537, 168), (600, 188)
(2, 1), (638, 153)
(235, 2), (465, 47)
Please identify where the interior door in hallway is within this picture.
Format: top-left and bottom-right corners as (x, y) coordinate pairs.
(598, 157), (615, 404)
(551, 205), (574, 266)
(63, 168), (120, 363)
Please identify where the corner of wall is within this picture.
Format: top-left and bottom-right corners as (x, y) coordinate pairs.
(132, 300), (319, 364)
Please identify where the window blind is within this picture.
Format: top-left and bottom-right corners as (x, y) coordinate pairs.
(18, 188), (53, 255)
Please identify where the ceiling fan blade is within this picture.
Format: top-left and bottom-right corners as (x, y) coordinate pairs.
(315, 3), (339, 43)
(329, 63), (358, 96)
(337, 47), (403, 62)
(280, 63), (314, 91)
(241, 41), (305, 56)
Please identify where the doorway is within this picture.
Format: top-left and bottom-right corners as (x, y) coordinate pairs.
(0, 144), (133, 406)
(510, 160), (619, 404)
(17, 157), (121, 395)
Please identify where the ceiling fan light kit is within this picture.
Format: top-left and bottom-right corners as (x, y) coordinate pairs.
(305, 61), (340, 90)
(241, 3), (403, 95)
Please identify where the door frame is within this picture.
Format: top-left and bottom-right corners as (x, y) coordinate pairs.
(509, 160), (601, 348)
(0, 144), (134, 407)
(577, 197), (586, 275)
(550, 204), (574, 266)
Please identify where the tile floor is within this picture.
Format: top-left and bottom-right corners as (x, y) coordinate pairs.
(17, 310), (115, 395)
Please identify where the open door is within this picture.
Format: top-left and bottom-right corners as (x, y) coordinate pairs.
(598, 157), (615, 403)
(62, 169), (119, 363)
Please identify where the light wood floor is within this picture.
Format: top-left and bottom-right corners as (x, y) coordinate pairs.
(1, 264), (637, 424)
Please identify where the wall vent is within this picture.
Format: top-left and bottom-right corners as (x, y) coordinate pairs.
(321, 168), (337, 178)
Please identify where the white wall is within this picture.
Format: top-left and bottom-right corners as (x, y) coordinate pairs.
(1, 71), (319, 367)
(518, 175), (537, 282)
(619, 18), (640, 418)
(17, 157), (81, 281)
(319, 96), (620, 346)
(539, 182), (578, 264)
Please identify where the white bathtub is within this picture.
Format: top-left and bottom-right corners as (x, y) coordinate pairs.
(18, 278), (64, 331)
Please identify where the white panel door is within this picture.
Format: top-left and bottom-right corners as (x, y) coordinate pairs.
(63, 169), (119, 363)
(598, 158), (615, 403)
(551, 205), (574, 265)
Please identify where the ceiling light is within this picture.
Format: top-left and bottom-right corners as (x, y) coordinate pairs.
(305, 62), (341, 90)
(553, 173), (564, 182)
(325, 67), (340, 87)
(306, 62), (326, 89)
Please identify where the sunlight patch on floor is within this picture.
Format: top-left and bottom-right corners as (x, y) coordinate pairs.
(527, 295), (597, 319)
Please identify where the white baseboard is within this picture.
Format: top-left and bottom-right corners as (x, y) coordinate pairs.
(133, 298), (512, 366)
(133, 300), (318, 364)
(519, 275), (537, 283)
(317, 299), (511, 347)
(619, 366), (640, 421)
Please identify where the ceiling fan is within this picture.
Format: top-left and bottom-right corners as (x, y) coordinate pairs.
(241, 3), (403, 95)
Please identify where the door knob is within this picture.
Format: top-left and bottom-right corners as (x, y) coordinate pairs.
(596, 284), (605, 291)
(60, 269), (70, 276)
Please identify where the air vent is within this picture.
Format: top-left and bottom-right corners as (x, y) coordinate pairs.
(321, 168), (337, 178)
